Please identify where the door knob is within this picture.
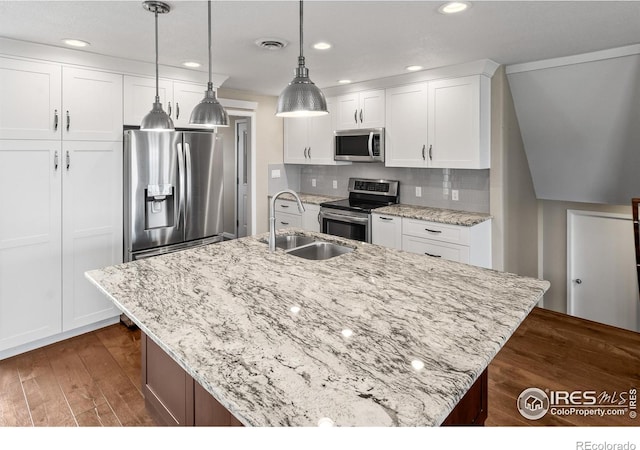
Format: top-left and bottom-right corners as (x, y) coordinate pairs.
(575, 279), (582, 284)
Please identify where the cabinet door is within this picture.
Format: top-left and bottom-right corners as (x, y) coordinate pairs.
(123, 75), (172, 126)
(384, 83), (428, 168)
(335, 93), (359, 130)
(302, 204), (320, 232)
(371, 214), (402, 250)
(359, 89), (385, 128)
(0, 58), (61, 140)
(62, 67), (123, 141)
(307, 100), (335, 164)
(283, 118), (309, 164)
(62, 141), (121, 331)
(0, 140), (62, 352)
(428, 76), (485, 169)
(173, 81), (209, 128)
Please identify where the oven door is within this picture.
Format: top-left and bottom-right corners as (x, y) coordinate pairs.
(319, 208), (371, 243)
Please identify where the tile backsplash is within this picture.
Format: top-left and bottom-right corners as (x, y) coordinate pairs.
(269, 163), (490, 213)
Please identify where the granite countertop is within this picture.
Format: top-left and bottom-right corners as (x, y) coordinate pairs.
(269, 192), (343, 205)
(85, 230), (549, 427)
(374, 204), (492, 227)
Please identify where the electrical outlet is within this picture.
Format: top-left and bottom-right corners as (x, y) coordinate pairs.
(311, 178), (316, 187)
(332, 180), (338, 189)
(452, 190), (459, 201)
(415, 186), (422, 197)
(271, 169), (281, 179)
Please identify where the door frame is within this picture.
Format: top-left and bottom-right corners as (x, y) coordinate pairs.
(567, 209), (634, 318)
(234, 118), (249, 238)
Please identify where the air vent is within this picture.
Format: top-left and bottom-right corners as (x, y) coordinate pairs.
(255, 38), (288, 51)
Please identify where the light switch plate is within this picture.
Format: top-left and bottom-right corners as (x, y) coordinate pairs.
(415, 186), (422, 197)
(312, 178), (316, 187)
(271, 169), (281, 179)
(452, 190), (459, 201)
(332, 180), (338, 189)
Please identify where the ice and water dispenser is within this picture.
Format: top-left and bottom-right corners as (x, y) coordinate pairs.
(145, 184), (175, 229)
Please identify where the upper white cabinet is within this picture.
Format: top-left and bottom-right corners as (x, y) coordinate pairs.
(0, 58), (61, 140)
(335, 89), (385, 130)
(385, 75), (490, 169)
(62, 67), (123, 141)
(284, 98), (346, 165)
(384, 83), (429, 168)
(124, 75), (211, 128)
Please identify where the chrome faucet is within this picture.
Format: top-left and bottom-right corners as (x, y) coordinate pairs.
(269, 189), (305, 252)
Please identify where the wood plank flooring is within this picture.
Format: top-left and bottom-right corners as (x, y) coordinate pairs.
(1, 307), (638, 427)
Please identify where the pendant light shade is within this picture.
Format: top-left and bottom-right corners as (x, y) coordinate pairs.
(190, 0), (229, 127)
(141, 1), (174, 131)
(276, 0), (328, 118)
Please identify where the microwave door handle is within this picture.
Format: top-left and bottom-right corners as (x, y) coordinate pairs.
(177, 143), (186, 230)
(368, 132), (374, 158)
(320, 210), (370, 224)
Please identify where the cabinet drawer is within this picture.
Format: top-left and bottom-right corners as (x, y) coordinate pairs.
(402, 235), (470, 264)
(274, 199), (302, 216)
(403, 218), (470, 245)
(275, 212), (302, 229)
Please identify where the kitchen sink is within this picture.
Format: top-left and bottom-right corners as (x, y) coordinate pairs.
(285, 241), (354, 261)
(274, 235), (316, 250)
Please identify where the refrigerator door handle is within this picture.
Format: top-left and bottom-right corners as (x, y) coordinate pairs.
(176, 142), (186, 231)
(184, 141), (192, 230)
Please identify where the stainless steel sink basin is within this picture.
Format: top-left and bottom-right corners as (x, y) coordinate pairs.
(285, 241), (354, 260)
(274, 235), (316, 250)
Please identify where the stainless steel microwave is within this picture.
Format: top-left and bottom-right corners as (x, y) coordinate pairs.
(334, 128), (384, 162)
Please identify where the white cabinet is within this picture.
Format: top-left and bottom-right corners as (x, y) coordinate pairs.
(0, 58), (61, 140)
(335, 89), (385, 130)
(428, 76), (490, 169)
(0, 140), (62, 351)
(0, 59), (123, 142)
(274, 200), (320, 232)
(402, 218), (491, 268)
(371, 214), (402, 250)
(384, 83), (429, 168)
(62, 67), (123, 141)
(0, 139), (122, 354)
(284, 98), (345, 165)
(123, 76), (210, 128)
(384, 76), (490, 169)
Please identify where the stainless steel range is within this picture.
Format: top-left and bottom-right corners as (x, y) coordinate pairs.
(319, 178), (399, 243)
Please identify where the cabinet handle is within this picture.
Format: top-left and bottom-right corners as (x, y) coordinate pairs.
(428, 144), (433, 161)
(425, 252), (442, 258)
(308, 147), (311, 158)
(354, 110), (358, 124)
(421, 144), (426, 160)
(304, 147), (308, 158)
(54, 151), (59, 170)
(54, 110), (59, 131)
(66, 110), (70, 131)
(280, 204), (290, 208)
(380, 217), (393, 221)
(65, 151), (70, 170)
(359, 109), (363, 123)
(176, 102), (180, 119)
(280, 221), (290, 225)
(424, 228), (442, 233)
(168, 102), (172, 117)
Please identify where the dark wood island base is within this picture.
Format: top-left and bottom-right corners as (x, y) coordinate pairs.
(142, 332), (488, 427)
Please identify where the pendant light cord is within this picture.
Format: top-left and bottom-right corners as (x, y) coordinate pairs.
(154, 9), (160, 102)
(298, 0), (304, 65)
(208, 0), (213, 87)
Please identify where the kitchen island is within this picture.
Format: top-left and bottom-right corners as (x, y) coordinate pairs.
(85, 230), (549, 426)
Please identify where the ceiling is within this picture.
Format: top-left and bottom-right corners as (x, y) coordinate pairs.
(1, 1), (640, 96)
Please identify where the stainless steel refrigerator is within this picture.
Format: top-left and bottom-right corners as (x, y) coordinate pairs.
(123, 130), (224, 262)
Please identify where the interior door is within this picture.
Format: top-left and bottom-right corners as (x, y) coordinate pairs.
(236, 120), (249, 238)
(568, 210), (640, 332)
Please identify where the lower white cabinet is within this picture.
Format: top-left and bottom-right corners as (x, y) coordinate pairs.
(371, 214), (402, 250)
(0, 139), (122, 355)
(274, 200), (320, 232)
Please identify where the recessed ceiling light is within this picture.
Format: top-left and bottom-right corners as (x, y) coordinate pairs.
(338, 79), (352, 84)
(182, 61), (201, 68)
(406, 65), (423, 72)
(62, 39), (90, 48)
(313, 42), (331, 50)
(438, 1), (471, 14)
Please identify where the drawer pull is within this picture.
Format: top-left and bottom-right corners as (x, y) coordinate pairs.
(425, 252), (441, 258)
(380, 217), (393, 221)
(280, 221), (289, 225)
(280, 204), (290, 208)
(424, 228), (442, 233)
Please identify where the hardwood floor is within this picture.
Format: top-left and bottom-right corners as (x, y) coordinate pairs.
(1, 307), (638, 427)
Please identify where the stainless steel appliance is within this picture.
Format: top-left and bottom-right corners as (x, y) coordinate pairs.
(123, 129), (224, 262)
(319, 178), (399, 243)
(334, 128), (385, 162)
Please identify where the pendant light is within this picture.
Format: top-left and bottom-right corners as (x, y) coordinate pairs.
(190, 0), (229, 127)
(276, 0), (328, 117)
(140, 1), (174, 131)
